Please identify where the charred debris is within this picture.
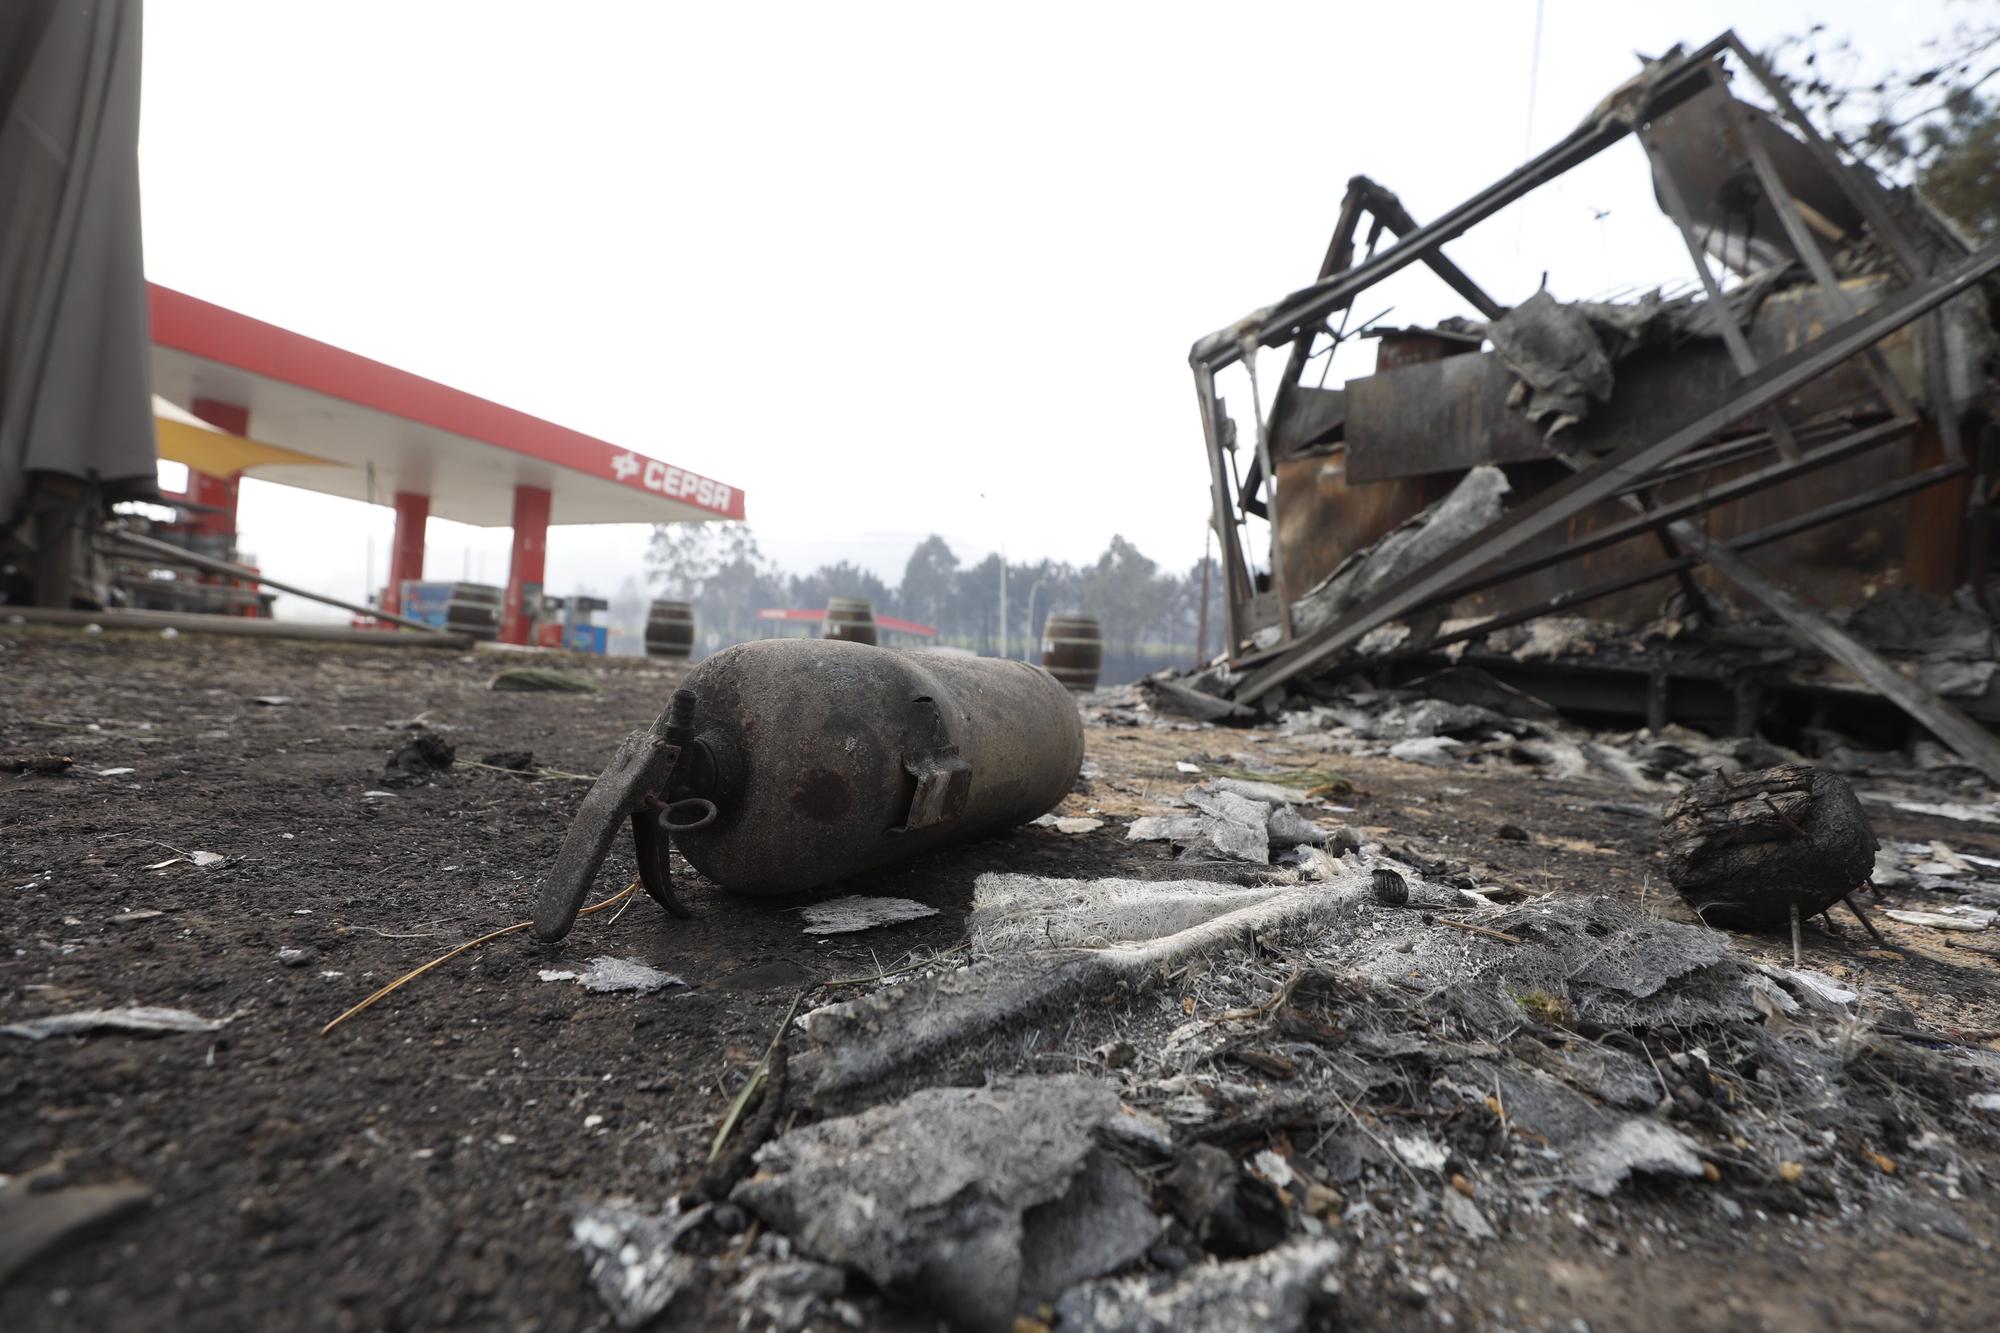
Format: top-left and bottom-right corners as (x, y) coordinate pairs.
(14, 29), (2000, 1333)
(541, 35), (2000, 1333)
(1186, 31), (2000, 785)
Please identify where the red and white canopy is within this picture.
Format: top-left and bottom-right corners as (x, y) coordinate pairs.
(148, 284), (743, 527)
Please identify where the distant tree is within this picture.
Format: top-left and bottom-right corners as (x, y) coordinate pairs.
(1012, 557), (1080, 656)
(646, 521), (757, 598)
(1171, 554), (1224, 666)
(609, 573), (647, 628)
(1767, 19), (2000, 238)
(787, 562), (894, 620)
(898, 535), (960, 632)
(1916, 90), (2000, 241)
(644, 522), (784, 650)
(1079, 535), (1173, 655)
(953, 553), (1004, 654)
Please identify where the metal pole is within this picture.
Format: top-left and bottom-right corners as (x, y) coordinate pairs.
(1197, 522), (1213, 668)
(1023, 579), (1048, 662)
(997, 547), (1007, 660)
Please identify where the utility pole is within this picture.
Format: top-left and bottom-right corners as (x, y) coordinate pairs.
(1023, 578), (1048, 661)
(997, 547), (1007, 660)
(1196, 521), (1213, 668)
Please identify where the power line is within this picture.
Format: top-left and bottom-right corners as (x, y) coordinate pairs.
(1524, 0), (1546, 160)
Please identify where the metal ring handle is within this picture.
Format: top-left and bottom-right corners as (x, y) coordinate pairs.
(659, 797), (718, 833)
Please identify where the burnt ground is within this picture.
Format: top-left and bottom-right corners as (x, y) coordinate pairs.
(2, 624), (1998, 1331)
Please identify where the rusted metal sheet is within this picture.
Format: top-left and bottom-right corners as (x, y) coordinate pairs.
(1191, 28), (1998, 784)
(1232, 244), (2000, 701)
(1267, 386), (1345, 456)
(1273, 452), (1448, 600)
(1344, 282), (1918, 484)
(1644, 80), (1864, 275)
(1344, 355), (1550, 481)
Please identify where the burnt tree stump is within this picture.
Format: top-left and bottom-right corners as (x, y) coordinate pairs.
(1659, 763), (1877, 929)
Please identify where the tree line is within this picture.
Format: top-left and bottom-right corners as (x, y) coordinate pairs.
(609, 524), (1223, 683)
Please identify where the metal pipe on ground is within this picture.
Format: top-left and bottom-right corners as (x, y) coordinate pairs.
(102, 528), (446, 635)
(1, 605), (471, 648)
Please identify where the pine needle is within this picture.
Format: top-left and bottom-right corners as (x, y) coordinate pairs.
(320, 878), (640, 1036)
(708, 991), (803, 1163)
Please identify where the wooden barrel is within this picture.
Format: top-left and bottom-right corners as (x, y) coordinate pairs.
(821, 596), (878, 645)
(443, 582), (503, 642)
(644, 600), (695, 658)
(1041, 613), (1102, 690)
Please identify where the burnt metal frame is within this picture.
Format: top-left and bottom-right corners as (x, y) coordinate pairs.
(1191, 31), (1997, 740)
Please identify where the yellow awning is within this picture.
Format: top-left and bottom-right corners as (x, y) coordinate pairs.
(153, 414), (334, 478)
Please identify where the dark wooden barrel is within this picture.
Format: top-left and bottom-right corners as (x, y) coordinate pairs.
(821, 597), (878, 645)
(443, 582), (503, 642)
(1041, 613), (1102, 690)
(644, 600), (695, 658)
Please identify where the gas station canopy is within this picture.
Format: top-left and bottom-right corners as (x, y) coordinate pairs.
(147, 283), (744, 528)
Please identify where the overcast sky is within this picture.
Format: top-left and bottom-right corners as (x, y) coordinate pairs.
(136, 0), (1956, 615)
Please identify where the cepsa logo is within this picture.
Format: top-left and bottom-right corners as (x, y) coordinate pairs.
(607, 450), (735, 514)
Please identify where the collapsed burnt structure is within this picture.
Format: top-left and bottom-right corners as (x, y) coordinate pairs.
(1192, 33), (2000, 780)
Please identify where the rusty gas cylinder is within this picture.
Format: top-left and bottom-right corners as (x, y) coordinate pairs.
(669, 638), (1082, 895)
(1041, 613), (1103, 691)
(821, 596), (878, 645)
(644, 600), (695, 658)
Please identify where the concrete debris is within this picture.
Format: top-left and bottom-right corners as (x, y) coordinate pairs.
(1884, 908), (1995, 933)
(1568, 1119), (1708, 1196)
(1883, 798), (2000, 825)
(799, 895), (941, 935)
(1387, 735), (1463, 767)
(727, 1260), (851, 1333)
(1144, 676), (1261, 725)
(794, 872), (1367, 1102)
(1033, 814), (1106, 834)
(570, 1199), (709, 1328)
(733, 1076), (1158, 1333)
(1165, 1144), (1288, 1257)
(1128, 783), (1340, 864)
(1053, 1239), (1342, 1333)
(1389, 1133), (1448, 1173)
(1210, 776), (1316, 805)
(1440, 1188), (1497, 1242)
(578, 956), (686, 993)
(1, 1005), (224, 1041)
(1278, 467), (1511, 645)
(1250, 1149), (1295, 1188)
(1781, 968), (1859, 1007)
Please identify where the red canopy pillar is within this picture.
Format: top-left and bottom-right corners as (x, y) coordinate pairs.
(186, 398), (248, 540)
(500, 483), (551, 645)
(383, 490), (430, 615)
